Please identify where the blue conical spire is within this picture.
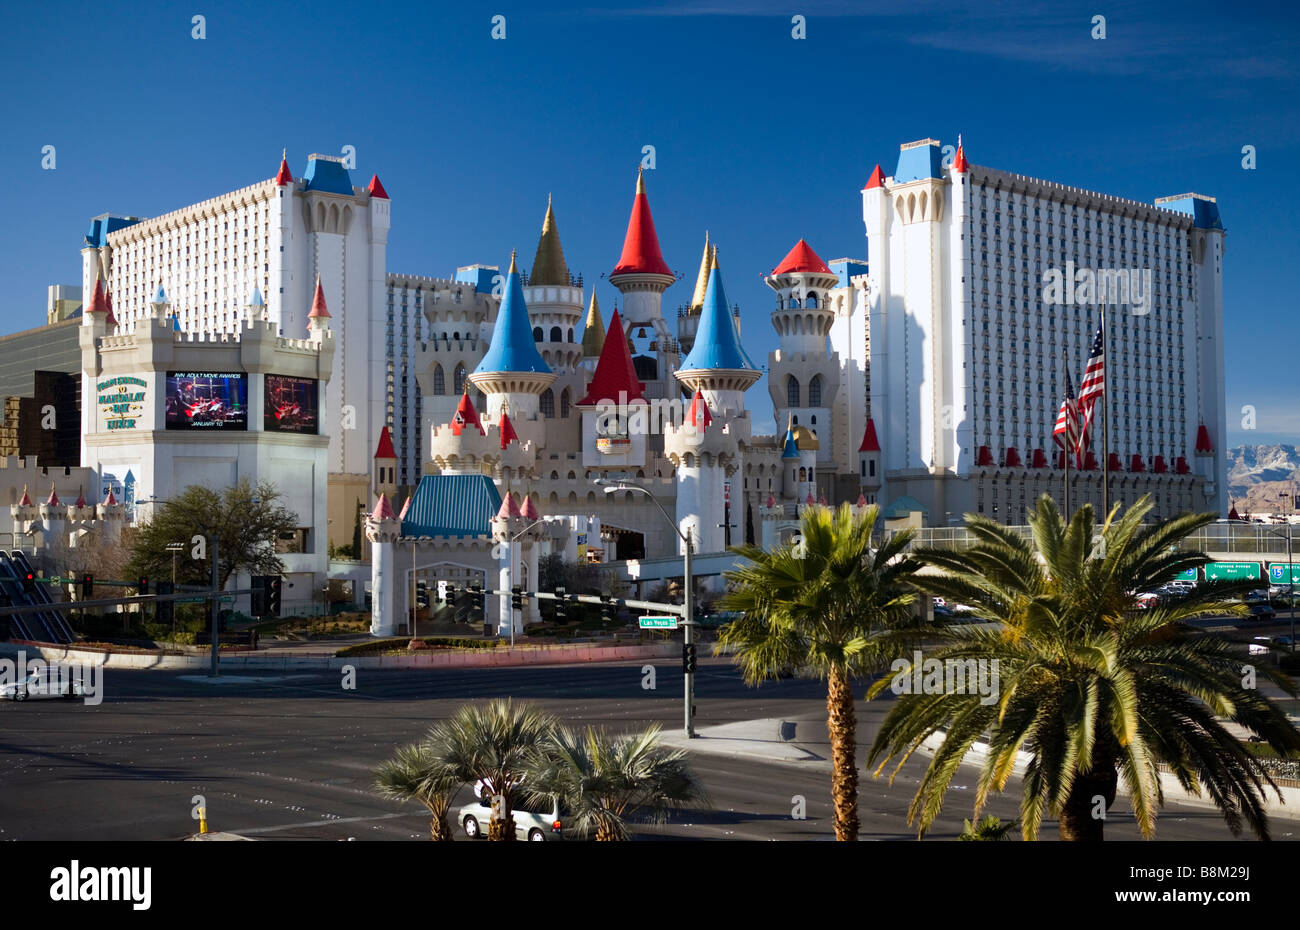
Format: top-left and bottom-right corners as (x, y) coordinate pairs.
(781, 414), (799, 459)
(474, 253), (552, 376)
(248, 286), (265, 308)
(152, 284), (167, 304)
(678, 253), (756, 372)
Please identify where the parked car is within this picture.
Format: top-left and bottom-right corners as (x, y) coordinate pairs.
(0, 670), (87, 701)
(1245, 589), (1270, 604)
(459, 791), (571, 841)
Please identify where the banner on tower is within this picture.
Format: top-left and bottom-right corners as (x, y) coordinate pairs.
(165, 372), (247, 430)
(264, 375), (319, 434)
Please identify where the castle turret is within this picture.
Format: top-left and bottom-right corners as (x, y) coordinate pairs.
(373, 426), (397, 499)
(469, 252), (556, 435)
(608, 168), (675, 327)
(766, 239), (840, 465)
(576, 307), (648, 471)
(366, 493), (403, 636)
(858, 417), (881, 504)
(307, 276), (331, 339)
(96, 488), (124, 544)
(675, 250), (759, 415)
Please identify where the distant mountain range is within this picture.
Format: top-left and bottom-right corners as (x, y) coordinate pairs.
(1228, 444), (1300, 512)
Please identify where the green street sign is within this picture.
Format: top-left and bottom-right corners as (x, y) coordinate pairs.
(49, 576), (62, 584)
(638, 616), (679, 630)
(1204, 562), (1261, 581)
(1175, 568), (1198, 581)
(1268, 563), (1300, 584)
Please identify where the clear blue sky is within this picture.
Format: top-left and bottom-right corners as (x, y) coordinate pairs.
(2, 0), (1297, 443)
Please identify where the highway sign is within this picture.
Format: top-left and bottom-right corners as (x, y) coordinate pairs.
(1175, 568), (1197, 581)
(1204, 562), (1261, 581)
(1269, 563), (1300, 584)
(639, 616), (679, 630)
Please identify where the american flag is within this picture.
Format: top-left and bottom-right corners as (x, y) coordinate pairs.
(1077, 320), (1106, 457)
(1053, 366), (1079, 459)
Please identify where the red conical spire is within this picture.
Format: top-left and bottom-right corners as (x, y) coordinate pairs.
(275, 151), (293, 186)
(374, 426), (396, 459)
(856, 492), (867, 508)
(688, 389), (712, 432)
(498, 410), (519, 450)
(398, 495), (411, 519)
(103, 286), (118, 327)
(578, 308), (645, 405)
(862, 164), (885, 190)
(87, 275), (108, 317)
(17, 485), (32, 507)
(859, 418), (880, 452)
(370, 492), (396, 521)
(74, 487), (87, 508)
(771, 239), (832, 276)
(521, 494), (540, 521)
(952, 135), (969, 174)
(368, 174), (389, 199)
(45, 483), (59, 507)
(1195, 424), (1213, 454)
(308, 277), (331, 319)
(610, 168), (673, 278)
(102, 488), (117, 506)
(505, 492), (522, 518)
(451, 392), (484, 436)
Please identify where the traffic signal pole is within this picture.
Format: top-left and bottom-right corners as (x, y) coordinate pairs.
(209, 536), (220, 678)
(683, 535), (696, 739)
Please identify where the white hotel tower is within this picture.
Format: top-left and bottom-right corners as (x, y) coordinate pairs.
(849, 137), (1227, 523)
(80, 153), (393, 543)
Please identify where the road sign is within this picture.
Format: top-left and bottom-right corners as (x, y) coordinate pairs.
(1205, 561), (1261, 581)
(639, 616), (679, 630)
(1175, 568), (1197, 581)
(1269, 563), (1300, 584)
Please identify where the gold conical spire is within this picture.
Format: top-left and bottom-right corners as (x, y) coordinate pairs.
(710, 244), (720, 271)
(582, 292), (606, 358)
(508, 250), (518, 275)
(689, 231), (711, 311)
(636, 165), (645, 195)
(529, 195), (569, 286)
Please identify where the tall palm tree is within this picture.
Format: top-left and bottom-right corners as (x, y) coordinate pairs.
(867, 493), (1300, 840)
(428, 699), (558, 840)
(522, 725), (707, 840)
(719, 502), (925, 840)
(374, 742), (460, 841)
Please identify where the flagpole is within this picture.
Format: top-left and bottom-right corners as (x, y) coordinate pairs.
(1101, 301), (1109, 519)
(1063, 351), (1071, 518)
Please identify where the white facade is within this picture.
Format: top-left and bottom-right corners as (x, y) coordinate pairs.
(847, 138), (1227, 523)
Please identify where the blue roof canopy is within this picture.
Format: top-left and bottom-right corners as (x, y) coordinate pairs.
(1156, 194), (1224, 230)
(303, 156), (355, 196)
(401, 474), (502, 538)
(894, 140), (944, 184)
(474, 263), (552, 375)
(84, 214), (140, 247)
(679, 265), (757, 372)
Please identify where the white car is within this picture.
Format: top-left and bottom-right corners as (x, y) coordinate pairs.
(458, 791), (571, 841)
(0, 670), (87, 701)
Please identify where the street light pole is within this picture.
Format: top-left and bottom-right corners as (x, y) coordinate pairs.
(595, 478), (696, 738)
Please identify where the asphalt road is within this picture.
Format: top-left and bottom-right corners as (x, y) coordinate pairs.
(0, 659), (1291, 841)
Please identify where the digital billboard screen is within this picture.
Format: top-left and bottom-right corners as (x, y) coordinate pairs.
(264, 375), (319, 434)
(165, 372), (248, 430)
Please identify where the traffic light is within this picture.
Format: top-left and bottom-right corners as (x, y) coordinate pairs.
(250, 576), (268, 617)
(156, 581), (174, 625)
(267, 577), (282, 618)
(554, 587), (566, 622)
(511, 585), (522, 611)
(682, 643), (697, 674)
(138, 576), (149, 596)
(445, 584), (458, 610)
(81, 572), (93, 598)
(600, 595), (615, 625)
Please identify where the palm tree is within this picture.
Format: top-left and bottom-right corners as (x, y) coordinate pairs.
(867, 493), (1300, 840)
(374, 742), (460, 841)
(427, 699), (558, 840)
(522, 725), (707, 840)
(719, 502), (925, 840)
(958, 814), (1017, 841)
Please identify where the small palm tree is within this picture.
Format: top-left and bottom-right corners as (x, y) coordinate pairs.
(959, 814), (1017, 841)
(374, 743), (460, 841)
(523, 725), (707, 840)
(868, 494), (1300, 840)
(428, 699), (558, 840)
(719, 502), (925, 840)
